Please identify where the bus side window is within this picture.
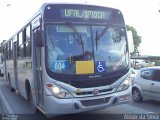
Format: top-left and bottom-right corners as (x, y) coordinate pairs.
(18, 32), (24, 58)
(25, 25), (31, 57)
(8, 41), (11, 60)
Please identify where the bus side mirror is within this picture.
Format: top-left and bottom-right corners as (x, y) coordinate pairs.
(35, 30), (44, 47)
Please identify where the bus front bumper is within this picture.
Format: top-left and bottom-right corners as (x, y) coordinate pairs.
(44, 86), (131, 116)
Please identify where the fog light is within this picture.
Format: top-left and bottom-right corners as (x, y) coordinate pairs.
(119, 95), (130, 102)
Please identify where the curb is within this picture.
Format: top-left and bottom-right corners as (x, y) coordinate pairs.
(0, 90), (14, 114)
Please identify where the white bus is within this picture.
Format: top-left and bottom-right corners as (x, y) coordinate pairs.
(3, 3), (132, 116)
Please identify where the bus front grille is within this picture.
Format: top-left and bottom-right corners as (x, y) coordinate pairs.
(75, 88), (113, 96)
(80, 97), (111, 106)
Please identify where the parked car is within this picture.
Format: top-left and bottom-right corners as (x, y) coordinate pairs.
(132, 66), (160, 102)
(130, 68), (138, 78)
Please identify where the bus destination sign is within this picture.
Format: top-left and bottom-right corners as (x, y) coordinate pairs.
(44, 4), (123, 22)
(61, 9), (107, 19)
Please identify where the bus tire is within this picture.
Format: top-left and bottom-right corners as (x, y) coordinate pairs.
(25, 80), (30, 102)
(8, 73), (15, 92)
(29, 91), (36, 113)
(0, 70), (3, 77)
(28, 87), (39, 114)
(0, 70), (2, 77)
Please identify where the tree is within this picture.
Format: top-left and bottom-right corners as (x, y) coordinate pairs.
(0, 40), (6, 53)
(126, 25), (142, 57)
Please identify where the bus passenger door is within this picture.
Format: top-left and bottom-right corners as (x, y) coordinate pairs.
(34, 28), (44, 108)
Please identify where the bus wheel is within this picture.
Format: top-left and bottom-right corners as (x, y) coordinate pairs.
(8, 74), (15, 92)
(0, 70), (2, 76)
(29, 91), (38, 113)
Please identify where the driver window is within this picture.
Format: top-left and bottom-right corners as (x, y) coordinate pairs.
(47, 28), (64, 60)
(68, 33), (83, 56)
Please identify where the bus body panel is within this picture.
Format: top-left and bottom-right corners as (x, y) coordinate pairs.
(17, 58), (33, 99)
(43, 84), (131, 115)
(6, 60), (16, 88)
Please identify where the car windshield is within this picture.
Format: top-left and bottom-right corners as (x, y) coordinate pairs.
(45, 24), (129, 75)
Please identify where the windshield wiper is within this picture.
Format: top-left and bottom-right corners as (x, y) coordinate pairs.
(66, 22), (85, 55)
(95, 24), (111, 50)
(96, 23), (111, 41)
(48, 30), (56, 48)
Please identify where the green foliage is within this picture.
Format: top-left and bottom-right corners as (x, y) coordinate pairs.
(0, 40), (6, 53)
(155, 60), (160, 66)
(0, 46), (3, 53)
(126, 25), (142, 56)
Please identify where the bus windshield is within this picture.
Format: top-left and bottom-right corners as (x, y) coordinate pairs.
(45, 24), (129, 75)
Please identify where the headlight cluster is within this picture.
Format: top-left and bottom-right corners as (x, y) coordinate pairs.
(117, 75), (132, 92)
(47, 83), (73, 99)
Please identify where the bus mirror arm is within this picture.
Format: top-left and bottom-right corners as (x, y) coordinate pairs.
(35, 30), (44, 47)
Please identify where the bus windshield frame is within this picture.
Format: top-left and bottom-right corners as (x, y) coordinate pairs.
(43, 4), (129, 80)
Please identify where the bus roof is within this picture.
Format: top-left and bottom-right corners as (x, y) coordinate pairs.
(4, 3), (123, 45)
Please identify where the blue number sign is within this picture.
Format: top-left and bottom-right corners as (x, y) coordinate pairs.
(51, 60), (69, 71)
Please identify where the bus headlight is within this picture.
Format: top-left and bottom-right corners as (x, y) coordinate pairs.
(47, 83), (73, 99)
(117, 75), (132, 92)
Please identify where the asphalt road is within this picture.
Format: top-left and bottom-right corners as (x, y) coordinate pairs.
(0, 77), (160, 120)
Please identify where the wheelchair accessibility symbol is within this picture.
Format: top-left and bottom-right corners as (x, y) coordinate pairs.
(95, 61), (106, 73)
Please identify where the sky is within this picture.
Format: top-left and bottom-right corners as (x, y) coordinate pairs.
(0, 0), (160, 56)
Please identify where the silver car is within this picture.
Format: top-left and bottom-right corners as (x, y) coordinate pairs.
(130, 68), (138, 79)
(132, 66), (160, 102)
